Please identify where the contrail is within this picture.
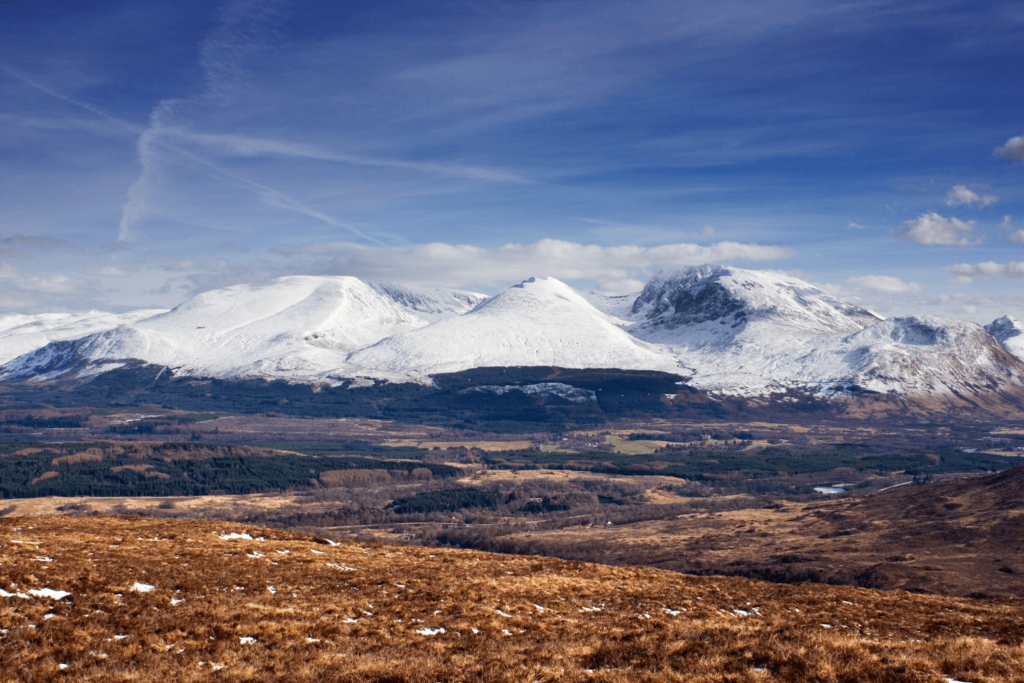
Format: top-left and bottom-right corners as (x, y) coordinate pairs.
(2, 65), (388, 247)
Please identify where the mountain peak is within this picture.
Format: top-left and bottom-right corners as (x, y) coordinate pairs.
(630, 264), (879, 337)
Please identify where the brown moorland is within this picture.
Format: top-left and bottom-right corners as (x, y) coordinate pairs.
(1, 516), (1023, 682)
(481, 467), (1024, 599)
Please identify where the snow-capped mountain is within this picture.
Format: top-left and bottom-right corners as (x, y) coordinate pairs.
(625, 265), (880, 343)
(348, 277), (682, 380)
(2, 266), (1022, 411)
(584, 265), (1023, 402)
(986, 315), (1024, 361)
(0, 309), (166, 367)
(1, 276), (484, 383)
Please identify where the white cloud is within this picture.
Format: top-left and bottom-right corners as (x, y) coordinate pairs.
(270, 238), (796, 294)
(847, 221), (866, 230)
(99, 266), (125, 277)
(1010, 230), (1024, 244)
(698, 225), (716, 236)
(1003, 215), (1013, 228)
(945, 261), (1024, 278)
(896, 212), (979, 246)
(18, 274), (85, 294)
(843, 275), (923, 293)
(944, 184), (996, 207)
(947, 275), (973, 285)
(995, 135), (1024, 161)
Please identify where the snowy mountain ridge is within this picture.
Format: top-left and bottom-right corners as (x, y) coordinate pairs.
(2, 266), (1023, 409)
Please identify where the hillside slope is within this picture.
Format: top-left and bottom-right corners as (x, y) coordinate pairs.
(0, 309), (166, 367)
(1, 515), (1021, 682)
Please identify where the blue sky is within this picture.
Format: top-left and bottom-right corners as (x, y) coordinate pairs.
(1, 0), (1022, 322)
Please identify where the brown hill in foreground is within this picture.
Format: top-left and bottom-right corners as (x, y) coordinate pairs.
(484, 467), (1024, 599)
(1, 516), (1023, 682)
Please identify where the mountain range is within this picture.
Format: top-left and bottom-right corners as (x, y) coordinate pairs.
(2, 265), (1023, 412)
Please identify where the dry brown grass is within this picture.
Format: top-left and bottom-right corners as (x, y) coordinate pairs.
(1, 516), (1022, 682)
(109, 465), (171, 479)
(52, 451), (105, 467)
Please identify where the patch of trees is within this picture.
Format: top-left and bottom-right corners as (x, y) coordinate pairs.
(386, 488), (499, 515)
(0, 415), (86, 429)
(478, 444), (1018, 481)
(0, 442), (458, 499)
(0, 366), (717, 431)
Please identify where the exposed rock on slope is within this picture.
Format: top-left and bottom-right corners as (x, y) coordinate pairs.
(627, 264), (879, 342)
(987, 315), (1024, 361)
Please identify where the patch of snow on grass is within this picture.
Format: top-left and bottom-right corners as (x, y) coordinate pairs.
(416, 627), (445, 636)
(131, 582), (155, 593)
(239, 637), (256, 644)
(28, 588), (70, 600)
(219, 533), (254, 541)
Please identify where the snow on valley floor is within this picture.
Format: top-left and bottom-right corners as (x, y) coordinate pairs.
(0, 516), (1021, 682)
